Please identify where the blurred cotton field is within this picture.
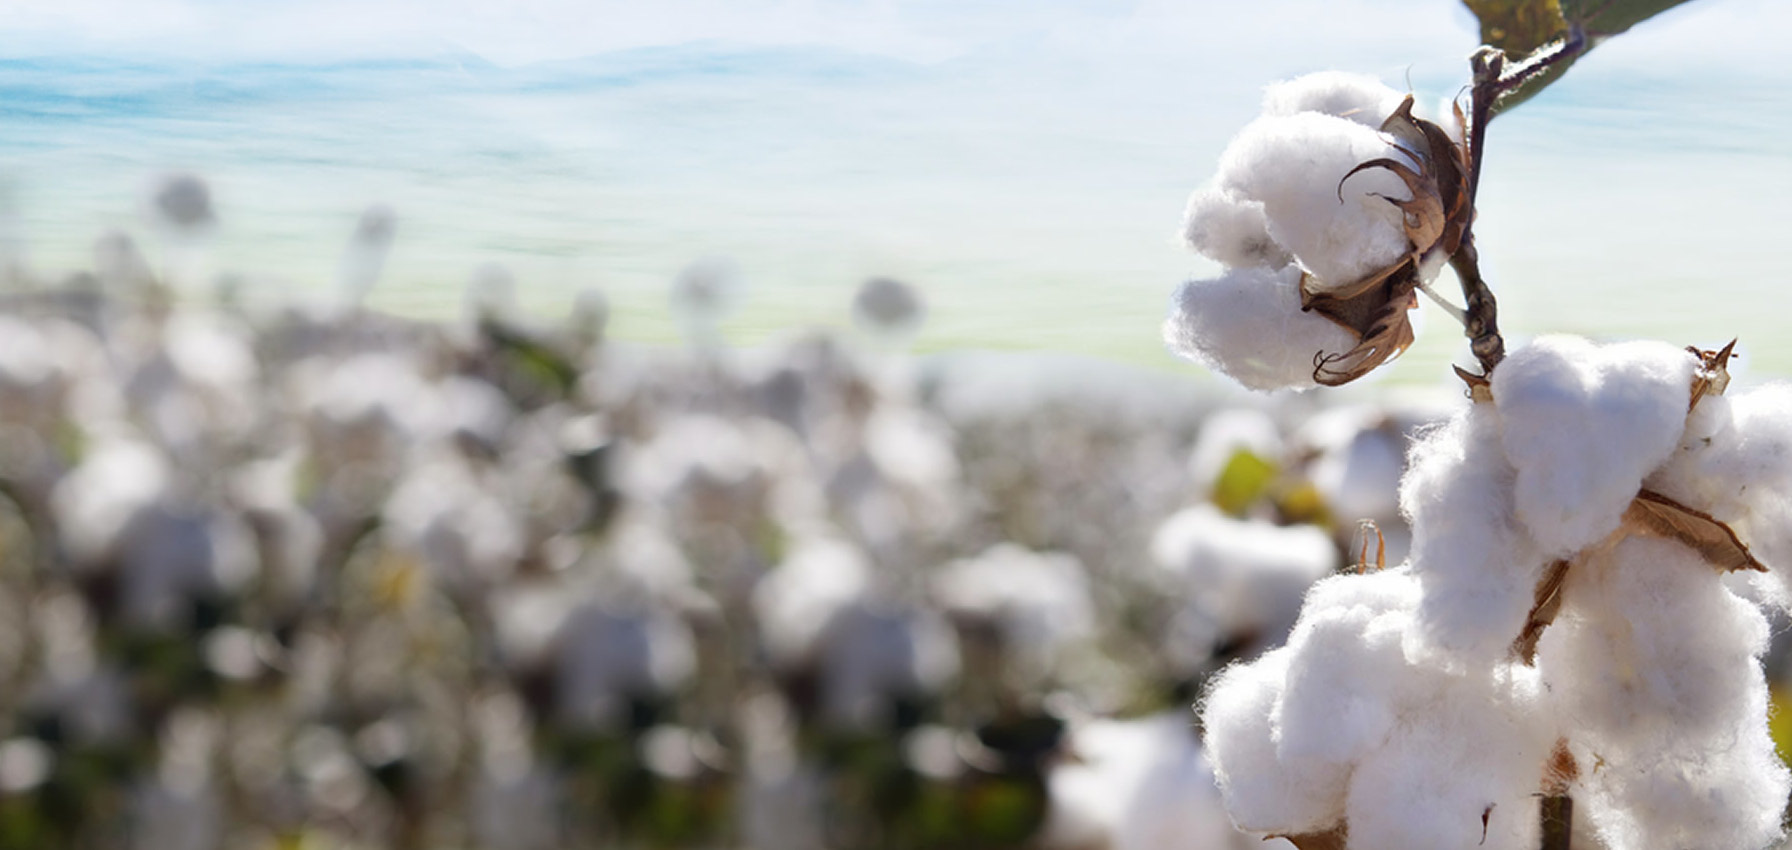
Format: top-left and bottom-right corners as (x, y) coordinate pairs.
(0, 170), (1489, 849)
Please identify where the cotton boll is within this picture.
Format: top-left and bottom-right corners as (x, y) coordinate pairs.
(51, 436), (172, 568)
(1399, 405), (1548, 664)
(1044, 712), (1246, 850)
(1200, 648), (1346, 833)
(1647, 384), (1792, 591)
(753, 536), (873, 667)
(1151, 505), (1337, 659)
(1539, 537), (1769, 752)
(1342, 668), (1551, 850)
(1274, 569), (1422, 768)
(1261, 71), (1405, 128)
(1493, 336), (1696, 556)
(1215, 113), (1412, 290)
(1187, 407), (1282, 495)
(1164, 265), (1359, 392)
(932, 544), (1095, 681)
(1297, 405), (1406, 526)
(1180, 188), (1290, 269)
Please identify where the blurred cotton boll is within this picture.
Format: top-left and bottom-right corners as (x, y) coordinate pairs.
(337, 203), (398, 308)
(670, 257), (743, 346)
(149, 173), (215, 232)
(851, 276), (926, 346)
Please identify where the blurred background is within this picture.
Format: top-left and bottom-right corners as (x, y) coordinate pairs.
(0, 0), (1790, 848)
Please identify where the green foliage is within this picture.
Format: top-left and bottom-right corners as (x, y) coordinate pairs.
(1460, 0), (1701, 109)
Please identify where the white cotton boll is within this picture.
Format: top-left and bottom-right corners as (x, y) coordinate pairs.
(1151, 505), (1337, 656)
(863, 406), (960, 493)
(1187, 407), (1282, 493)
(1180, 187), (1290, 269)
(932, 544), (1095, 678)
(1298, 405), (1406, 524)
(1200, 647), (1346, 833)
(1044, 712), (1245, 850)
(1261, 71), (1405, 128)
(51, 436), (172, 567)
(1342, 668), (1551, 850)
(1493, 336), (1696, 556)
(814, 605), (959, 731)
(753, 537), (873, 666)
(1647, 384), (1792, 594)
(1215, 113), (1411, 290)
(1539, 537), (1768, 752)
(1164, 265), (1359, 392)
(1274, 569), (1422, 768)
(1399, 406), (1548, 664)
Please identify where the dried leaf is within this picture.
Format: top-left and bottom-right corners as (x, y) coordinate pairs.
(1687, 338), (1737, 411)
(1269, 827), (1347, 850)
(1624, 488), (1766, 573)
(1310, 277), (1419, 386)
(1512, 558), (1572, 665)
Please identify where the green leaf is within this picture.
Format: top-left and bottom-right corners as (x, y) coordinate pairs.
(1210, 449), (1278, 517)
(1560, 0), (1701, 38)
(1460, 0), (1703, 111)
(1462, 0), (1569, 55)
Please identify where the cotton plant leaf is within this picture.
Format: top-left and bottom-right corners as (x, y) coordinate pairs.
(1624, 488), (1767, 573)
(1560, 0), (1701, 39)
(1212, 449), (1280, 517)
(1461, 0), (1703, 111)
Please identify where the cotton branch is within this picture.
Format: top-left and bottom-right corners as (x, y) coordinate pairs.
(1452, 32), (1588, 387)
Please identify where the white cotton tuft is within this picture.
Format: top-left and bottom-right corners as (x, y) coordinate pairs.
(1537, 536), (1788, 850)
(1273, 569), (1421, 768)
(1399, 404), (1548, 664)
(1200, 648), (1347, 833)
(1342, 667), (1552, 850)
(1646, 383), (1792, 601)
(1215, 113), (1412, 291)
(1180, 188), (1289, 269)
(1163, 265), (1359, 392)
(1492, 336), (1696, 556)
(1261, 71), (1406, 128)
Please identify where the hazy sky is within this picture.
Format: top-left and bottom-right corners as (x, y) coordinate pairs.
(5, 0), (1786, 72)
(5, 0), (1789, 378)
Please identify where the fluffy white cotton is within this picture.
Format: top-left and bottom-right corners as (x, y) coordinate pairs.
(753, 536), (872, 666)
(1181, 188), (1289, 269)
(1201, 647), (1345, 833)
(1537, 536), (1788, 850)
(1646, 384), (1792, 600)
(1151, 505), (1337, 656)
(1492, 336), (1696, 556)
(1342, 667), (1552, 850)
(1164, 265), (1359, 392)
(1261, 71), (1406, 129)
(1400, 404), (1548, 664)
(1215, 112), (1412, 291)
(1274, 569), (1422, 768)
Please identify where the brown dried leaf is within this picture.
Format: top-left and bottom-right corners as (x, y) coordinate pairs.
(1687, 338), (1737, 412)
(1511, 558), (1572, 665)
(1311, 278), (1419, 386)
(1624, 488), (1766, 573)
(1270, 827), (1347, 850)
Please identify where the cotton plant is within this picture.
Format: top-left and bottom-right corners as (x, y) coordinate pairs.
(1174, 21), (1792, 850)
